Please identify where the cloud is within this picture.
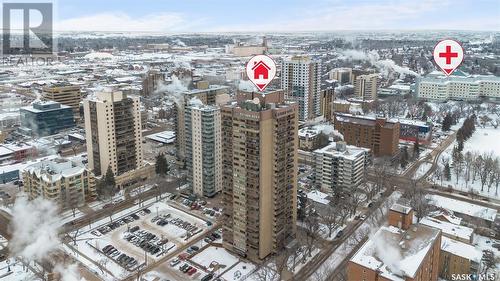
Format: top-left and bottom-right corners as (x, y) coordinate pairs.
(56, 12), (187, 32)
(207, 0), (496, 32)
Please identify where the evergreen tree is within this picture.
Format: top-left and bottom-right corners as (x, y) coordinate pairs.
(444, 163), (451, 181)
(457, 139), (464, 152)
(413, 139), (420, 159)
(400, 147), (409, 169)
(155, 153), (169, 176)
(105, 166), (116, 188)
(442, 113), (452, 131)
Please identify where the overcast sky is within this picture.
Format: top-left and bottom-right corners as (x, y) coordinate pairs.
(4, 0), (500, 32)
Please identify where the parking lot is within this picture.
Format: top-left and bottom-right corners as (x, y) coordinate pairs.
(64, 199), (213, 280)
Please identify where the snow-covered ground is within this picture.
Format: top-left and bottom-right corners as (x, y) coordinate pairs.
(0, 259), (42, 281)
(63, 199), (211, 281)
(413, 162), (433, 180)
(309, 191), (402, 281)
(433, 126), (500, 199)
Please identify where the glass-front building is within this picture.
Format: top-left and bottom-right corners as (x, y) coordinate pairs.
(20, 101), (75, 136)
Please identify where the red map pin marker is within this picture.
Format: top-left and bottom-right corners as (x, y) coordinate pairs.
(246, 55), (276, 91)
(433, 39), (464, 76)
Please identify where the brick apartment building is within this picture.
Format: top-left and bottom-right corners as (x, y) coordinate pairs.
(333, 113), (400, 157)
(348, 201), (442, 281)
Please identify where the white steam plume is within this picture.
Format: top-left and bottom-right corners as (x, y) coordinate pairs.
(154, 75), (188, 105)
(9, 196), (61, 261)
(173, 39), (187, 47)
(373, 234), (403, 275)
(54, 263), (85, 281)
(313, 124), (344, 140)
(340, 50), (420, 78)
(237, 80), (257, 92)
(188, 97), (203, 107)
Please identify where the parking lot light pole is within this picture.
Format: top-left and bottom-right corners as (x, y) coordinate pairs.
(156, 206), (159, 218)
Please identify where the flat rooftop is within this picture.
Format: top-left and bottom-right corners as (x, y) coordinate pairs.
(350, 224), (440, 280)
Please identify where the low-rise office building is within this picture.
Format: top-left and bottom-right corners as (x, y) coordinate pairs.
(20, 101), (75, 137)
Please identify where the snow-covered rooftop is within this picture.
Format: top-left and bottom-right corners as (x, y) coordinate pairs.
(350, 224), (440, 280)
(441, 236), (481, 262)
(420, 216), (473, 242)
(429, 195), (497, 222)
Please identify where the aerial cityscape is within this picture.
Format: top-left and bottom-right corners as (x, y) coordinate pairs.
(0, 1), (499, 281)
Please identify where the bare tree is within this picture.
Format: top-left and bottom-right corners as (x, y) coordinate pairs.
(463, 151), (474, 189)
(481, 250), (495, 275)
(320, 204), (341, 239)
(404, 181), (433, 222)
(479, 152), (495, 192)
(301, 212), (320, 258)
(347, 192), (365, 217)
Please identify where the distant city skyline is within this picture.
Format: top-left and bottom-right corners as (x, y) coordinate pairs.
(4, 0), (497, 32)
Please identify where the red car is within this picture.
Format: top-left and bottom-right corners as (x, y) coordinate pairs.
(187, 267), (197, 275)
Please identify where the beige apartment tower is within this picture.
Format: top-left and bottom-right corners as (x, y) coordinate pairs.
(355, 73), (379, 100)
(42, 83), (82, 120)
(83, 91), (143, 177)
(221, 90), (298, 262)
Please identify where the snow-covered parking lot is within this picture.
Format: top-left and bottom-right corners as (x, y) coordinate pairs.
(63, 199), (211, 281)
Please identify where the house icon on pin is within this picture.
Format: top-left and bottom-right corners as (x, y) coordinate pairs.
(252, 60), (271, 80)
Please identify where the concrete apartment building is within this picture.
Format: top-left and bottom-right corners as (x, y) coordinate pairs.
(416, 74), (500, 101)
(221, 90), (298, 262)
(83, 91), (143, 178)
(281, 56), (322, 121)
(175, 84), (229, 163)
(42, 83), (82, 121)
(320, 87), (334, 121)
(185, 102), (222, 197)
(334, 113), (400, 157)
(329, 68), (353, 85)
(355, 73), (379, 101)
(313, 141), (369, 192)
(19, 101), (75, 137)
(348, 203), (442, 281)
(142, 69), (164, 97)
(23, 158), (97, 209)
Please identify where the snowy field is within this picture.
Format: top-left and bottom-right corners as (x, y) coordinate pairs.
(464, 127), (500, 156)
(434, 126), (500, 199)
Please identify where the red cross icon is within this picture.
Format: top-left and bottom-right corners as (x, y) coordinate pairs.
(439, 45), (458, 65)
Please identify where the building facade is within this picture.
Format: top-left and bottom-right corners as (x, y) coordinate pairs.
(20, 101), (75, 136)
(355, 73), (379, 101)
(175, 85), (229, 163)
(83, 91), (143, 177)
(281, 56), (322, 121)
(42, 83), (82, 120)
(185, 103), (222, 197)
(23, 158), (97, 209)
(313, 141), (369, 192)
(320, 88), (334, 121)
(334, 113), (400, 157)
(416, 75), (500, 101)
(348, 203), (441, 281)
(221, 93), (298, 262)
(142, 69), (164, 97)
(329, 68), (353, 85)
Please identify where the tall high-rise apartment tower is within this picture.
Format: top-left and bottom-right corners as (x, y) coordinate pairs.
(281, 56), (322, 121)
(83, 91), (143, 177)
(221, 90), (298, 262)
